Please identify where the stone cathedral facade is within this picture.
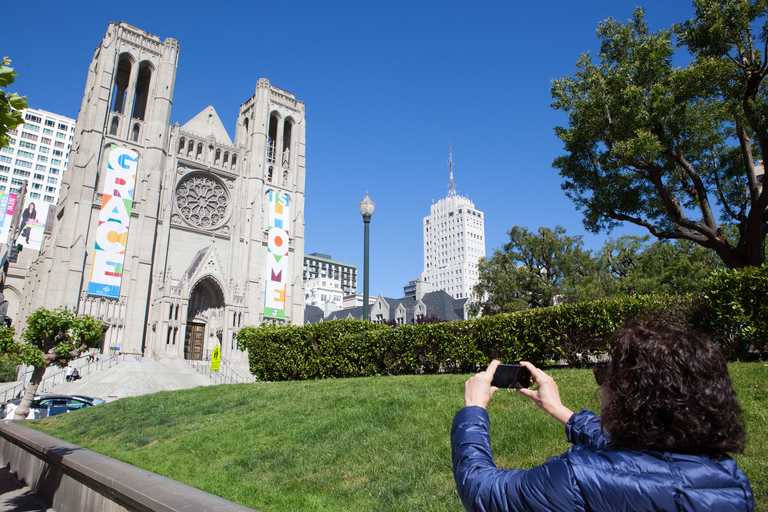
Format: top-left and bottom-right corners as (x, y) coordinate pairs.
(18, 22), (306, 363)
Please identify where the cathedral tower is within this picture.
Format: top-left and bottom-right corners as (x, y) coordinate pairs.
(23, 23), (178, 353)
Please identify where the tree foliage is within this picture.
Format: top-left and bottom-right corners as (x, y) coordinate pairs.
(470, 226), (593, 316)
(471, 226), (723, 315)
(551, 2), (768, 268)
(2, 308), (104, 419)
(0, 57), (27, 148)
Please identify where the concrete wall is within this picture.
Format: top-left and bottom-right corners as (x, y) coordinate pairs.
(0, 421), (257, 512)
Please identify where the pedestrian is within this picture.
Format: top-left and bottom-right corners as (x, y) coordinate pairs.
(452, 320), (754, 511)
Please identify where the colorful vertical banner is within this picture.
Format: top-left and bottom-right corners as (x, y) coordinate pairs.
(263, 190), (290, 319)
(15, 197), (53, 252)
(87, 146), (138, 298)
(0, 193), (18, 244)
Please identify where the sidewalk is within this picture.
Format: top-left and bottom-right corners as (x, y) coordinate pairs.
(0, 467), (49, 512)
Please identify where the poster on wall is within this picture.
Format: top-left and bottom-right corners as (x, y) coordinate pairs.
(15, 197), (54, 252)
(0, 193), (18, 244)
(263, 190), (290, 320)
(87, 146), (138, 299)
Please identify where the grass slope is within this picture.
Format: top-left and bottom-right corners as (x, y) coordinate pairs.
(29, 364), (767, 512)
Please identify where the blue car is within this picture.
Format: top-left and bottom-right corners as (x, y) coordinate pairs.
(0, 394), (106, 420)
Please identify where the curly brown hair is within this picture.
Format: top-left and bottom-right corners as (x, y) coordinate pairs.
(601, 320), (746, 457)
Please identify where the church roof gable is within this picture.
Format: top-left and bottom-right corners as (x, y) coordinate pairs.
(180, 106), (233, 146)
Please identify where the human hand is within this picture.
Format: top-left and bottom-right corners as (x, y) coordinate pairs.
(464, 360), (501, 409)
(516, 361), (574, 425)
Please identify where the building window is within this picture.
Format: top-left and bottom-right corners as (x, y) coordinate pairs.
(112, 54), (131, 114)
(132, 62), (152, 121)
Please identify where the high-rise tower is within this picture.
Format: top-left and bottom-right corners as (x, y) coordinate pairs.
(422, 145), (485, 299)
(18, 22), (306, 363)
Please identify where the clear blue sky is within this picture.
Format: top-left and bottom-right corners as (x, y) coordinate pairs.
(3, 1), (696, 298)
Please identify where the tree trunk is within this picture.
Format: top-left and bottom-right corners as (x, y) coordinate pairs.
(12, 366), (47, 420)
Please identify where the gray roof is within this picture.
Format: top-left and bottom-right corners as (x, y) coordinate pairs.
(303, 290), (469, 325)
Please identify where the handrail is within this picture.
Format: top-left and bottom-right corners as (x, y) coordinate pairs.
(2, 354), (120, 403)
(184, 359), (256, 385)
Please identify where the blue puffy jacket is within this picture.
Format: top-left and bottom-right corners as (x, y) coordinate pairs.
(451, 407), (754, 511)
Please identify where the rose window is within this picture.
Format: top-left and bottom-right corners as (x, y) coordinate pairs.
(176, 175), (228, 228)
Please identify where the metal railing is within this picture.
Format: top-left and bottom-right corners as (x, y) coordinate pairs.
(185, 358), (257, 385)
(1, 355), (120, 403)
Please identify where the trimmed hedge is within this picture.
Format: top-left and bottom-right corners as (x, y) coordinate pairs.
(238, 294), (708, 381)
(704, 265), (768, 359)
(238, 267), (766, 381)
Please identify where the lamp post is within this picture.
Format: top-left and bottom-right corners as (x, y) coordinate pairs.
(359, 193), (375, 321)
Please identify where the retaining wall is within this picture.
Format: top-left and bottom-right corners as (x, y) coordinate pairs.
(0, 420), (258, 512)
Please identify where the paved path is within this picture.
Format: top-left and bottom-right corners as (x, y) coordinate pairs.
(45, 358), (215, 401)
(0, 358), (222, 511)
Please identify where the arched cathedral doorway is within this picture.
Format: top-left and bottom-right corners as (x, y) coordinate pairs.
(184, 277), (225, 360)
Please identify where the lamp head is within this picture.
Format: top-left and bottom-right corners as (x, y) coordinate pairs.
(359, 192), (375, 219)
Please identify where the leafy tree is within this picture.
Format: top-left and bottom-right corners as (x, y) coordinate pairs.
(0, 308), (104, 420)
(551, 3), (768, 269)
(0, 57), (27, 147)
(575, 235), (724, 300)
(470, 226), (593, 315)
(472, 229), (724, 316)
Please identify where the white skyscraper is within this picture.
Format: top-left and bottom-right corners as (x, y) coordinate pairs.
(422, 145), (485, 299)
(1, 108), (75, 202)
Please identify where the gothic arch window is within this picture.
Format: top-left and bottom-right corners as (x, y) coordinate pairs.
(187, 140), (194, 157)
(231, 154), (237, 169)
(196, 142), (203, 161)
(223, 151), (229, 167)
(267, 113), (279, 163)
(132, 123), (140, 142)
(112, 54), (132, 114)
(109, 116), (119, 136)
(178, 137), (185, 154)
(282, 119), (293, 168)
(175, 173), (229, 228)
(242, 116), (249, 133)
(132, 61), (152, 121)
(214, 149), (221, 166)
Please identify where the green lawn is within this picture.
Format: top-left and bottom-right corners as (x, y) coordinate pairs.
(28, 363), (767, 512)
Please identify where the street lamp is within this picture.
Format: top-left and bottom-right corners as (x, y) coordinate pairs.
(359, 193), (375, 321)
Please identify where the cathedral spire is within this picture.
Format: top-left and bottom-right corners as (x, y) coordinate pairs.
(448, 141), (456, 197)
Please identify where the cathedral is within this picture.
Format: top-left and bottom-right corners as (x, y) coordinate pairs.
(16, 22), (306, 363)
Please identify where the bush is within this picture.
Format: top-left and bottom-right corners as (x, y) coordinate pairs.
(239, 295), (705, 380)
(240, 267), (768, 381)
(704, 266), (768, 360)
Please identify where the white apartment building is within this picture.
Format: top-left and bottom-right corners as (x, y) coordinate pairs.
(1, 108), (75, 202)
(304, 277), (345, 312)
(422, 149), (485, 299)
(302, 253), (357, 295)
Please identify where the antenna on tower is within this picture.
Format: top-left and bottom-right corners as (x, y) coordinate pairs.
(448, 141), (456, 197)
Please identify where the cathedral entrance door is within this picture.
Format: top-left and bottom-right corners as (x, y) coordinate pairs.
(184, 323), (205, 360)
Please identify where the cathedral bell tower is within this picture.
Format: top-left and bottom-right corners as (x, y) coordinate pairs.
(23, 23), (179, 353)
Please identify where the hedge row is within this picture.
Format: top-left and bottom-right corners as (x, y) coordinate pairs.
(238, 267), (767, 381)
(239, 295), (702, 381)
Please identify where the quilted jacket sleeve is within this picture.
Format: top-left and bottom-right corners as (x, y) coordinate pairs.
(451, 406), (585, 512)
(565, 409), (608, 449)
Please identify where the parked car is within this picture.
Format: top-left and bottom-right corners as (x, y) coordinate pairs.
(0, 395), (106, 420)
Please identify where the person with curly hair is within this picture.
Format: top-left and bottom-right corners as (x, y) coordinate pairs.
(451, 320), (754, 511)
